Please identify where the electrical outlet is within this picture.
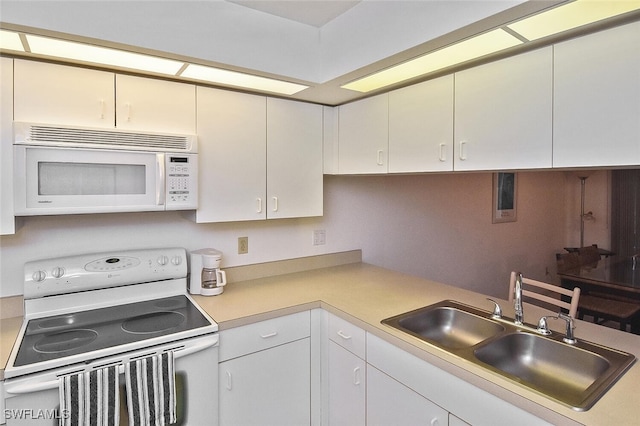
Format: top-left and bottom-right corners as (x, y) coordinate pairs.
(313, 229), (326, 246)
(238, 236), (249, 254)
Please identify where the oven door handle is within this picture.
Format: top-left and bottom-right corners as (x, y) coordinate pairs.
(4, 378), (62, 394)
(4, 334), (219, 395)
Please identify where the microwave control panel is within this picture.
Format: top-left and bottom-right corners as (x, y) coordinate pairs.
(165, 154), (198, 210)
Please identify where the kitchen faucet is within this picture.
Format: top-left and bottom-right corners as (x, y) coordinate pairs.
(557, 313), (577, 344)
(536, 313), (577, 344)
(514, 272), (524, 325)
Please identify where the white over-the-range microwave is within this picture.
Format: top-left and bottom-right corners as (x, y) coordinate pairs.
(13, 122), (198, 215)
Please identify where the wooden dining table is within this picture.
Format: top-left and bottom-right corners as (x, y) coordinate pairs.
(558, 256), (640, 332)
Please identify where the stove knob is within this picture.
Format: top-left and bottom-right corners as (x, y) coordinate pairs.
(52, 267), (65, 279)
(171, 256), (182, 266)
(157, 255), (169, 266)
(32, 270), (47, 282)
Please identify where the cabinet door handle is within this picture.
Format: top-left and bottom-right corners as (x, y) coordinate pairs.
(125, 102), (132, 122)
(226, 371), (232, 390)
(337, 330), (352, 340)
(459, 141), (467, 161)
(439, 143), (447, 162)
(272, 196), (278, 212)
(353, 366), (361, 385)
(99, 99), (106, 119)
(430, 418), (440, 426)
(260, 331), (278, 339)
(256, 197), (263, 213)
(376, 150), (384, 166)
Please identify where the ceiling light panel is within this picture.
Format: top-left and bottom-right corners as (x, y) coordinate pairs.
(508, 0), (640, 41)
(182, 64), (308, 95)
(342, 28), (522, 92)
(25, 35), (185, 75)
(0, 29), (25, 52)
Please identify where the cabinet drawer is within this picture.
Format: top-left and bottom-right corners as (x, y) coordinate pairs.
(219, 311), (310, 361)
(328, 313), (366, 359)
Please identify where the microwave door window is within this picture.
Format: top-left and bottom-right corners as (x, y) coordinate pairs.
(38, 162), (146, 196)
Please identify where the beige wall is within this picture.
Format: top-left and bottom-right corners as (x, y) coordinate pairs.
(324, 172), (568, 299)
(1, 171), (573, 299)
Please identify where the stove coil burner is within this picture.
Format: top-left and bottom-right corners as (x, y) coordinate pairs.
(122, 311), (185, 334)
(34, 329), (98, 353)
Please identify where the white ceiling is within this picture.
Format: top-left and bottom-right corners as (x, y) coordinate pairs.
(227, 0), (362, 27)
(1, 0), (553, 105)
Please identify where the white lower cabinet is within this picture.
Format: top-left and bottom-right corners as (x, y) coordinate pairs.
(218, 311), (311, 426)
(218, 310), (551, 426)
(219, 338), (311, 426)
(367, 365), (447, 426)
(328, 341), (366, 426)
(366, 332), (551, 426)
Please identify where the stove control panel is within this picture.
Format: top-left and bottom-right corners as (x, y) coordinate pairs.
(23, 248), (188, 299)
(85, 256), (141, 272)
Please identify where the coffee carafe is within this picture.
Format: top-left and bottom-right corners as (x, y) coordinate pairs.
(189, 248), (227, 296)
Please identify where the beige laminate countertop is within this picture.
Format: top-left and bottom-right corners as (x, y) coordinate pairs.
(3, 262), (640, 425)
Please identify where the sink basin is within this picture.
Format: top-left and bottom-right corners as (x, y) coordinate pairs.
(382, 301), (504, 349)
(382, 300), (636, 410)
(473, 332), (633, 409)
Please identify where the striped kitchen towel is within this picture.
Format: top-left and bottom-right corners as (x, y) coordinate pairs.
(125, 351), (176, 426)
(59, 364), (119, 426)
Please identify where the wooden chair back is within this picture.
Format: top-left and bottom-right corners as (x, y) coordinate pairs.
(508, 271), (581, 318)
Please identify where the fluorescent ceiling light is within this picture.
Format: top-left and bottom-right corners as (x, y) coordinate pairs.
(508, 0), (640, 41)
(26, 35), (184, 75)
(342, 28), (522, 93)
(342, 0), (640, 93)
(182, 64), (308, 95)
(0, 29), (24, 52)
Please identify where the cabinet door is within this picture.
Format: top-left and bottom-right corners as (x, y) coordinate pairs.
(338, 94), (388, 174)
(389, 75), (454, 172)
(454, 47), (553, 171)
(1, 58), (14, 235)
(219, 338), (311, 426)
(14, 60), (115, 128)
(266, 98), (323, 219)
(195, 87), (266, 223)
(328, 341), (365, 426)
(554, 21), (640, 167)
(367, 365), (448, 426)
(115, 74), (196, 134)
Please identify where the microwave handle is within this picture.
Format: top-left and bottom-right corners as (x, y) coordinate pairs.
(157, 153), (166, 206)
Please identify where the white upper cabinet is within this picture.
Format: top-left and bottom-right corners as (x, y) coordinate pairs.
(14, 60), (115, 128)
(389, 75), (454, 173)
(14, 60), (196, 134)
(266, 98), (323, 219)
(338, 93), (389, 174)
(196, 87), (267, 223)
(454, 47), (553, 171)
(115, 74), (196, 134)
(553, 21), (640, 168)
(196, 88), (323, 223)
(1, 57), (15, 235)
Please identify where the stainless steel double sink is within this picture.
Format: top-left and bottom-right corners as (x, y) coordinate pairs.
(381, 300), (636, 411)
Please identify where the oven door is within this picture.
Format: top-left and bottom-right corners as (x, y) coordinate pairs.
(14, 145), (165, 216)
(2, 334), (218, 426)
